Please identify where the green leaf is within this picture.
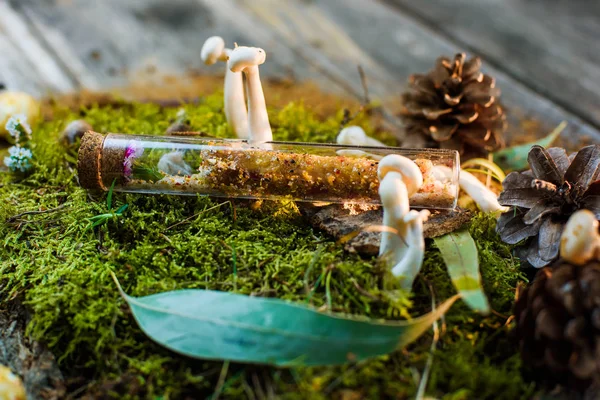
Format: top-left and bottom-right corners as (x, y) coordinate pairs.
(115, 204), (129, 215)
(88, 213), (113, 221)
(433, 229), (490, 314)
(132, 166), (165, 183)
(107, 179), (116, 210)
(493, 121), (567, 171)
(461, 158), (506, 183)
(91, 218), (108, 228)
(111, 273), (459, 366)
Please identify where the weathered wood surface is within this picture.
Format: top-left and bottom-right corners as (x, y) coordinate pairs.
(389, 0), (600, 130)
(0, 0), (599, 146)
(0, 300), (65, 399)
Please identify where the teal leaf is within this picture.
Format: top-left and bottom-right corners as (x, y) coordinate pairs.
(115, 204), (129, 214)
(433, 229), (490, 314)
(111, 273), (459, 366)
(493, 121), (567, 171)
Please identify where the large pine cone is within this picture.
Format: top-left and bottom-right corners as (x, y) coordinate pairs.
(497, 145), (600, 268)
(514, 261), (600, 390)
(400, 53), (506, 156)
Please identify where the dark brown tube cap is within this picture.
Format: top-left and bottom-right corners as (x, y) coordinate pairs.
(77, 131), (106, 190)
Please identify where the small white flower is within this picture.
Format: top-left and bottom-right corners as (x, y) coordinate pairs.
(5, 114), (32, 141)
(17, 147), (32, 159)
(8, 146), (20, 157)
(4, 145), (33, 173)
(3, 156), (14, 169)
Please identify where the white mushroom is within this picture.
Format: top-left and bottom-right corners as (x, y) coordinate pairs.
(560, 210), (600, 265)
(228, 46), (272, 144)
(337, 130), (500, 213)
(379, 155), (423, 196)
(0, 91), (40, 140)
(433, 166), (507, 213)
(336, 126), (386, 147)
(378, 154), (430, 290)
(157, 151), (194, 176)
(201, 36), (249, 139)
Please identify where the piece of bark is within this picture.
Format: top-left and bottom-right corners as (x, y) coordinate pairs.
(0, 300), (65, 400)
(302, 204), (472, 256)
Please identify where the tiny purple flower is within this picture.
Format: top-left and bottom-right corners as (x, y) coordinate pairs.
(123, 140), (144, 179)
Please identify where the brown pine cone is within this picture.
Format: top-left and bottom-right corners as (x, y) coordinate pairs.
(497, 145), (600, 268)
(400, 53), (506, 156)
(513, 261), (600, 390)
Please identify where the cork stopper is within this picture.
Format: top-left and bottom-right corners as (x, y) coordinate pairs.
(77, 131), (106, 190)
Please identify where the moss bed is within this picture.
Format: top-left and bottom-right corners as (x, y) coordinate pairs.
(0, 91), (537, 399)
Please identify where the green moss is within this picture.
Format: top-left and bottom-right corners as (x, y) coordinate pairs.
(0, 91), (535, 399)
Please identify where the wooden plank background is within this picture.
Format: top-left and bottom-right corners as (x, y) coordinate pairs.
(1, 0), (599, 146)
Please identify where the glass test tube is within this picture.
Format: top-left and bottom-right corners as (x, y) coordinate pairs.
(78, 132), (459, 209)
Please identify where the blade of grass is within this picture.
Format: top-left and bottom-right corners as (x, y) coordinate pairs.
(106, 179), (116, 210)
(325, 269), (333, 311)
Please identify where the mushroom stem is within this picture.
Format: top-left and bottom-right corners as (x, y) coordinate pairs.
(244, 66), (272, 143)
(560, 209), (600, 265)
(201, 36), (249, 139)
(224, 51), (249, 139)
(434, 166), (507, 213)
(228, 46), (272, 144)
(378, 155), (429, 290)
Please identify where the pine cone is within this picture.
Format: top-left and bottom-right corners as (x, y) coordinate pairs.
(497, 145), (600, 268)
(400, 53), (506, 156)
(514, 261), (600, 390)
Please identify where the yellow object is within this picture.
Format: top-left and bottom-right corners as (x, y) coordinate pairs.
(0, 91), (40, 140)
(0, 365), (26, 400)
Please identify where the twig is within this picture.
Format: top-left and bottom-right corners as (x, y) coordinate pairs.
(251, 372), (267, 400)
(211, 361), (230, 400)
(323, 362), (362, 395)
(357, 65), (371, 106)
(261, 369), (276, 400)
(416, 282), (441, 400)
(339, 109), (353, 130)
(166, 201), (229, 230)
(354, 65), (407, 141)
(490, 308), (509, 320)
(6, 204), (68, 223)
(351, 278), (379, 300)
(241, 374), (257, 400)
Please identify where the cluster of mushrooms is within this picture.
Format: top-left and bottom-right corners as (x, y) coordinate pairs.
(200, 36), (514, 289)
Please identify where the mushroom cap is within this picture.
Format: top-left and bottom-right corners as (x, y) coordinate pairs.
(560, 209), (600, 265)
(201, 36), (226, 65)
(378, 154), (423, 196)
(337, 126), (368, 146)
(61, 119), (93, 145)
(228, 46), (266, 72)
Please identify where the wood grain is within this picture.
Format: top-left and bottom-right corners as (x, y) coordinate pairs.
(0, 1), (75, 95)
(8, 0), (336, 93)
(388, 0), (600, 129)
(236, 0), (600, 145)
(1, 0), (598, 146)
